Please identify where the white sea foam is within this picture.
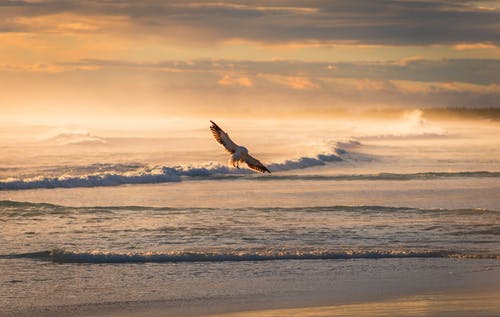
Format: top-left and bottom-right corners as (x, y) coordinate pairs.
(358, 110), (447, 139)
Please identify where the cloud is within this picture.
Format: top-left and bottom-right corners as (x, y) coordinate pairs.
(218, 74), (253, 87)
(1, 57), (498, 119)
(0, 62), (64, 72)
(58, 58), (500, 86)
(0, 0), (498, 46)
(175, 2), (318, 14)
(1, 0), (498, 122)
(390, 80), (499, 94)
(269, 76), (319, 90)
(2, 13), (125, 34)
(286, 77), (319, 90)
(395, 56), (425, 67)
(453, 42), (498, 50)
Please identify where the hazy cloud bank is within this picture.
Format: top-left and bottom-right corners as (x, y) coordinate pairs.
(0, 0), (498, 45)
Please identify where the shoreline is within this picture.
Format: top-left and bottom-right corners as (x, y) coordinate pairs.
(10, 288), (498, 317)
(4, 266), (500, 317)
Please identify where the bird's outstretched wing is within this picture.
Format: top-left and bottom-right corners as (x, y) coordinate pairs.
(210, 120), (239, 154)
(243, 154), (271, 173)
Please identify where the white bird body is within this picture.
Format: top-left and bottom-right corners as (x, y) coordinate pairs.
(229, 146), (248, 169)
(210, 121), (271, 173)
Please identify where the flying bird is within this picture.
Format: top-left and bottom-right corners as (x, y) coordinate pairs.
(210, 120), (271, 173)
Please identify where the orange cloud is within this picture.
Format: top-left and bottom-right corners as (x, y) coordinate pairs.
(176, 2), (318, 14)
(0, 15), (134, 66)
(286, 77), (319, 90)
(9, 14), (107, 34)
(354, 79), (389, 91)
(261, 74), (319, 90)
(453, 42), (498, 51)
(395, 56), (424, 66)
(0, 63), (65, 73)
(391, 80), (500, 94)
(218, 74), (253, 87)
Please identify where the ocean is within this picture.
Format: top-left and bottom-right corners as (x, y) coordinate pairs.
(1, 113), (499, 316)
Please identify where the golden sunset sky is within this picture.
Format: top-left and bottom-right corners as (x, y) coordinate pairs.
(1, 0), (499, 124)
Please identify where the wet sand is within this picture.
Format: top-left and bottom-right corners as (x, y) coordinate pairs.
(202, 291), (500, 317)
(6, 273), (500, 317)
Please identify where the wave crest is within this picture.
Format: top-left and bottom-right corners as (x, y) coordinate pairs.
(5, 248), (498, 264)
(1, 200), (497, 215)
(1, 169), (498, 191)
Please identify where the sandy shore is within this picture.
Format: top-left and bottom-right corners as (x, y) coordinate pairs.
(201, 290), (500, 317)
(11, 289), (498, 317)
(3, 258), (500, 317)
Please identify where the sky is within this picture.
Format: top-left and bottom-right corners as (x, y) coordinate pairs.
(0, 0), (499, 124)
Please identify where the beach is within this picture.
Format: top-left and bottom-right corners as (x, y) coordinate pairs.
(2, 1), (499, 315)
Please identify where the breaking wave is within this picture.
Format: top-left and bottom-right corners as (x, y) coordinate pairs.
(0, 168), (498, 190)
(0, 150), (350, 190)
(3, 248), (498, 264)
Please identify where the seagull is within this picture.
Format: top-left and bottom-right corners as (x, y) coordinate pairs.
(210, 120), (271, 173)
